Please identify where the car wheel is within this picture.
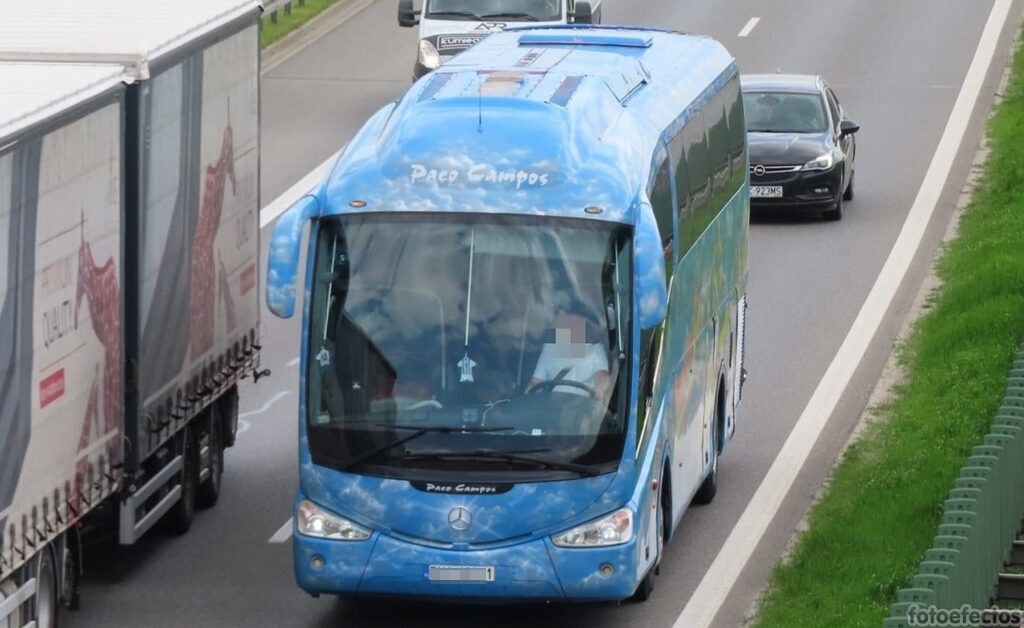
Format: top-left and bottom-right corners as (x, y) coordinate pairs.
(843, 170), (854, 201)
(823, 194), (843, 221)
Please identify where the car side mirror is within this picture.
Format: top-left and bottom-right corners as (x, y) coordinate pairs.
(267, 195), (319, 319)
(398, 0), (419, 27)
(840, 119), (860, 137)
(571, 0), (593, 23)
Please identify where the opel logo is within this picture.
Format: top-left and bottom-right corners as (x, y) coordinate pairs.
(752, 164), (766, 176)
(448, 506), (472, 531)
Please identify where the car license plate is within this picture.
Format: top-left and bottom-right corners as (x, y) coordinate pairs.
(750, 185), (783, 198)
(427, 565), (495, 582)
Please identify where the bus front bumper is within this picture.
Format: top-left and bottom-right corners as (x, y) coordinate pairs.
(294, 529), (645, 602)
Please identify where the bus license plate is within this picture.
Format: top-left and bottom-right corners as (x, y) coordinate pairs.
(750, 185), (783, 198)
(428, 565), (495, 582)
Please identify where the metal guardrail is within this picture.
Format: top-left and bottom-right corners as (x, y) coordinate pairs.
(263, 0), (308, 23)
(882, 350), (1024, 626)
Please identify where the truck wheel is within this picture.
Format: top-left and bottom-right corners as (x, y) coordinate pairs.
(220, 386), (239, 448)
(30, 546), (59, 628)
(197, 409), (223, 509)
(165, 424), (199, 534)
(60, 531), (80, 611)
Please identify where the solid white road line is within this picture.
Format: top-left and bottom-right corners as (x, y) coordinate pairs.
(738, 18), (760, 38)
(674, 1), (1014, 626)
(239, 390), (291, 418)
(270, 517), (294, 543)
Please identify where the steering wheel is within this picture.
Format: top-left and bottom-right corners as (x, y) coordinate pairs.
(527, 378), (597, 398)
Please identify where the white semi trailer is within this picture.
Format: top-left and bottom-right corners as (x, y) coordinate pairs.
(0, 2), (264, 625)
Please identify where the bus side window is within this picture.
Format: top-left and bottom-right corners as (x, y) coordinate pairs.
(705, 89), (731, 202)
(649, 156), (674, 268)
(724, 76), (746, 195)
(668, 129), (689, 257)
(635, 324), (663, 447)
(678, 118), (710, 252)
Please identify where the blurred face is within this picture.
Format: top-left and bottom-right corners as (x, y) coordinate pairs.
(552, 311), (587, 357)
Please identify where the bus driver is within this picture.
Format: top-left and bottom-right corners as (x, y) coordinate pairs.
(526, 304), (610, 400)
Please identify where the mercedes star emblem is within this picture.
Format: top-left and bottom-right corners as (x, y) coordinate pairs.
(448, 506), (472, 531)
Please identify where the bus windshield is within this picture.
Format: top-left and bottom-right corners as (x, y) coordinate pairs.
(305, 213), (632, 480)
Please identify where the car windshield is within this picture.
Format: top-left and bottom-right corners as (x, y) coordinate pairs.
(305, 213), (633, 480)
(742, 91), (829, 134)
(425, 0), (562, 22)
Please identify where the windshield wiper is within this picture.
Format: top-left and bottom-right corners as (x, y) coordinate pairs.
(337, 424), (512, 471)
(480, 12), (539, 20)
(746, 128), (776, 133)
(402, 449), (604, 477)
(425, 10), (483, 19)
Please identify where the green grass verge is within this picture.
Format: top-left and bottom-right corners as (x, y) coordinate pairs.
(748, 35), (1024, 628)
(261, 0), (346, 48)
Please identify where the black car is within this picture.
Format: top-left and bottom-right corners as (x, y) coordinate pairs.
(741, 74), (859, 220)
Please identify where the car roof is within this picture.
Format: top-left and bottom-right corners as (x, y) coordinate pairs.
(740, 73), (823, 94)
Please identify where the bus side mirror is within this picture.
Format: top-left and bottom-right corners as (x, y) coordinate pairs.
(571, 1), (593, 23)
(635, 203), (668, 330)
(267, 195), (319, 319)
(398, 0), (419, 27)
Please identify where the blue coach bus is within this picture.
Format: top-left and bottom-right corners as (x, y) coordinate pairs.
(266, 24), (749, 602)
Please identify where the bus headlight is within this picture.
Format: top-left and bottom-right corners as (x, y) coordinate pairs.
(297, 499), (371, 541)
(418, 39), (441, 69)
(802, 152), (834, 171)
(551, 508), (633, 547)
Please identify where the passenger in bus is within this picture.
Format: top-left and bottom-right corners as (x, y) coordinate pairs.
(526, 304), (610, 400)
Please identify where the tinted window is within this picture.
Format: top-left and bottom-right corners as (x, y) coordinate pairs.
(427, 0), (562, 21)
(705, 89), (731, 201)
(825, 88), (841, 128)
(681, 118), (710, 248)
(724, 76), (746, 194)
(649, 157), (674, 279)
(668, 129), (688, 253)
(743, 91), (828, 133)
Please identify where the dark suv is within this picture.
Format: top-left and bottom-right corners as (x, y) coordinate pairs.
(741, 74), (859, 221)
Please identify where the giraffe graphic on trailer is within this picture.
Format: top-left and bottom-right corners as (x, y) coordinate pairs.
(190, 100), (237, 361)
(219, 252), (237, 333)
(73, 215), (122, 514)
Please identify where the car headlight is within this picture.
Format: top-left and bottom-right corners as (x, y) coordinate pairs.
(418, 39), (441, 69)
(551, 508), (633, 547)
(297, 499), (371, 541)
(802, 152), (834, 171)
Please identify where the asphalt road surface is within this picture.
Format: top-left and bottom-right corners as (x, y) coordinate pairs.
(65, 0), (1023, 626)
